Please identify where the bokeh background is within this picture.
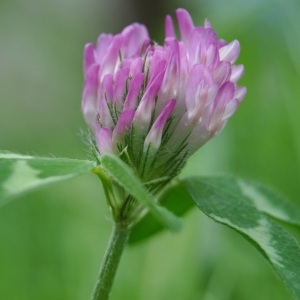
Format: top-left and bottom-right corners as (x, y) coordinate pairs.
(1, 0), (300, 299)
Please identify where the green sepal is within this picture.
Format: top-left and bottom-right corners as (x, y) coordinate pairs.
(97, 154), (182, 232)
(129, 180), (194, 244)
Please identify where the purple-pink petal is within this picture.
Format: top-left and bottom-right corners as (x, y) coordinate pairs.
(100, 74), (114, 102)
(185, 64), (218, 122)
(95, 34), (113, 64)
(176, 8), (194, 44)
(213, 61), (231, 85)
(234, 86), (247, 103)
(219, 40), (240, 64)
(221, 98), (239, 121)
(121, 23), (149, 58)
(124, 73), (145, 109)
(148, 50), (167, 84)
(189, 27), (219, 67)
(165, 15), (176, 38)
(97, 74), (114, 128)
(204, 19), (212, 29)
(134, 71), (164, 128)
(83, 43), (95, 77)
(129, 57), (143, 77)
(144, 99), (176, 149)
(113, 109), (135, 143)
(114, 67), (130, 109)
(97, 94), (113, 129)
(82, 63), (100, 129)
(82, 8), (246, 175)
(100, 34), (123, 78)
(208, 82), (235, 133)
(161, 40), (180, 97)
(230, 65), (244, 83)
(96, 126), (114, 154)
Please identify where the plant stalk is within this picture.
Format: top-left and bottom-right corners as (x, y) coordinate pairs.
(91, 224), (130, 300)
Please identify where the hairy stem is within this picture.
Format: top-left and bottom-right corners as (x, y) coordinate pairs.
(91, 224), (130, 300)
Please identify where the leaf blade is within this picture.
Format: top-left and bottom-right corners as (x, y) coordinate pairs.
(130, 174), (300, 247)
(238, 178), (300, 226)
(0, 151), (95, 205)
(183, 176), (300, 299)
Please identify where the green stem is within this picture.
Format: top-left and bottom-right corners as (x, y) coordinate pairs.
(91, 224), (130, 300)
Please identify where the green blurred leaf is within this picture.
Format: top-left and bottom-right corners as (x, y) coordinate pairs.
(98, 154), (182, 232)
(183, 176), (300, 299)
(238, 178), (300, 226)
(132, 175), (300, 297)
(131, 175), (300, 244)
(129, 180), (195, 244)
(0, 151), (95, 205)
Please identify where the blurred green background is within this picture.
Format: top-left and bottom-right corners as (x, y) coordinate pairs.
(1, 0), (300, 299)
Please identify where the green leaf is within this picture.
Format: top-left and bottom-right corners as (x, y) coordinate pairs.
(129, 180), (194, 244)
(182, 176), (300, 299)
(98, 154), (182, 232)
(130, 175), (300, 244)
(237, 178), (300, 227)
(131, 175), (300, 297)
(0, 151), (95, 205)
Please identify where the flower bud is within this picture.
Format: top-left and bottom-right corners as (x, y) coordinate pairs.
(82, 8), (246, 181)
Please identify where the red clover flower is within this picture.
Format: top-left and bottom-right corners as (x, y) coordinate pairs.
(82, 8), (246, 182)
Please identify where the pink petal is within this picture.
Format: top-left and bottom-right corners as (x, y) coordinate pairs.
(121, 23), (150, 58)
(165, 15), (176, 38)
(234, 86), (247, 103)
(124, 73), (145, 109)
(134, 72), (164, 130)
(96, 126), (114, 154)
(208, 82), (235, 133)
(114, 67), (130, 109)
(189, 27), (218, 67)
(101, 74), (114, 102)
(148, 50), (167, 84)
(97, 74), (114, 128)
(219, 40), (240, 64)
(83, 43), (95, 78)
(204, 19), (212, 29)
(82, 64), (100, 129)
(145, 99), (176, 149)
(185, 64), (218, 122)
(95, 34), (113, 64)
(177, 41), (189, 85)
(161, 40), (180, 97)
(218, 39), (227, 49)
(230, 65), (244, 83)
(113, 109), (135, 144)
(213, 61), (231, 85)
(221, 98), (239, 121)
(97, 94), (113, 129)
(101, 34), (123, 78)
(176, 8), (194, 45)
(129, 57), (143, 77)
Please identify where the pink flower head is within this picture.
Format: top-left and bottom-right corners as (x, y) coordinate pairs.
(82, 8), (246, 180)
